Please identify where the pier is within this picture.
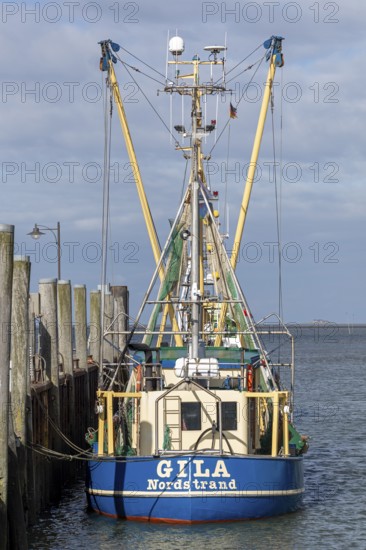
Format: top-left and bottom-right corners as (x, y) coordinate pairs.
(0, 224), (128, 549)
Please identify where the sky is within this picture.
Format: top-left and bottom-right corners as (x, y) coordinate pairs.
(1, 0), (365, 324)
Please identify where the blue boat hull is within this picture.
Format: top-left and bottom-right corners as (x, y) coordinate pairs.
(86, 454), (304, 522)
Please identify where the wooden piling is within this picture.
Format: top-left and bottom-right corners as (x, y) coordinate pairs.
(74, 284), (89, 428)
(103, 292), (115, 364)
(57, 280), (73, 377)
(39, 279), (60, 418)
(57, 280), (75, 450)
(10, 255), (31, 531)
(7, 407), (28, 549)
(111, 285), (129, 353)
(28, 293), (40, 385)
(27, 294), (38, 525)
(74, 285), (87, 370)
(39, 278), (61, 501)
(89, 290), (101, 368)
(0, 223), (14, 550)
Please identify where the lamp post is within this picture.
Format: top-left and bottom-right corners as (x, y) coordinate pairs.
(28, 222), (61, 279)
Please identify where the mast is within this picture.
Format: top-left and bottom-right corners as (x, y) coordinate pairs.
(165, 39), (226, 357)
(101, 36), (283, 354)
(190, 59), (201, 358)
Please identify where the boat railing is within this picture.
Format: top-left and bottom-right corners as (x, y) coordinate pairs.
(247, 390), (290, 457)
(106, 329), (291, 336)
(142, 361), (164, 391)
(95, 389), (142, 457)
(94, 388), (291, 459)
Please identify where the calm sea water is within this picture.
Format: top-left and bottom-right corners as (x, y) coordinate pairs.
(28, 326), (366, 549)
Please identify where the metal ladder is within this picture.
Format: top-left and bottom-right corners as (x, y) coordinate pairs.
(163, 396), (182, 450)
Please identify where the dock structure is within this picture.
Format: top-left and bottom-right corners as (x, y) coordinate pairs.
(9, 256), (31, 548)
(0, 224), (127, 545)
(0, 224), (15, 550)
(89, 289), (101, 366)
(111, 285), (129, 354)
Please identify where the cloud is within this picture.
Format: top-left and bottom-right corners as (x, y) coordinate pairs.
(1, 0), (365, 322)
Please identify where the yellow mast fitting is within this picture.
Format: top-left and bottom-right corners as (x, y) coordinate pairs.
(215, 39), (284, 346)
(107, 60), (183, 346)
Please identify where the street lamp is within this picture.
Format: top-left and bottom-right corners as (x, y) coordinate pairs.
(28, 222), (61, 279)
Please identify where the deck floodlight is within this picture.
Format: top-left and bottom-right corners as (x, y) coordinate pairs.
(181, 229), (191, 240)
(174, 125), (186, 133)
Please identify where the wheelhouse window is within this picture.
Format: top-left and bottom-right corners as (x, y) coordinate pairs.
(217, 402), (237, 431)
(181, 402), (201, 430)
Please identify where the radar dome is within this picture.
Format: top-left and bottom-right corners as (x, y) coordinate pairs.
(169, 36), (184, 56)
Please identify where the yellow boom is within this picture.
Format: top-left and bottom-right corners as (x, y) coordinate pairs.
(107, 60), (183, 346)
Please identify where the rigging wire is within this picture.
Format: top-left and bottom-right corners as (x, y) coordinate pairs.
(270, 79), (284, 365)
(225, 54), (264, 85)
(215, 93), (219, 144)
(270, 90), (282, 315)
(208, 55), (265, 157)
(32, 389), (94, 456)
(100, 69), (113, 293)
(120, 41), (262, 90)
(280, 67), (284, 266)
(117, 57), (166, 87)
(205, 158), (211, 190)
(100, 75), (113, 375)
(114, 46), (267, 156)
(116, 56), (180, 149)
(27, 440), (236, 463)
(223, 42), (263, 76)
(180, 158), (189, 203)
(223, 123), (231, 233)
(119, 44), (167, 81)
(211, 42), (263, 86)
(170, 93), (173, 145)
(279, 68), (285, 359)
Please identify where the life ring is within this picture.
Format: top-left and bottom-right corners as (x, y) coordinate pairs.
(247, 365), (254, 392)
(136, 364), (143, 392)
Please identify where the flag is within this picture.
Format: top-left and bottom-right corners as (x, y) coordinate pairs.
(229, 102), (237, 119)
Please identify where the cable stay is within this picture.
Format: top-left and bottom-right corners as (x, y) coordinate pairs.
(99, 74), (113, 384)
(208, 55), (265, 157)
(118, 44), (167, 81)
(116, 58), (180, 148)
(270, 65), (285, 366)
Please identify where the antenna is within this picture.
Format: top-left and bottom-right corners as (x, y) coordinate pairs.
(169, 35), (185, 57)
(203, 45), (226, 62)
(226, 202), (230, 239)
(223, 33), (227, 87)
(165, 29), (170, 84)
